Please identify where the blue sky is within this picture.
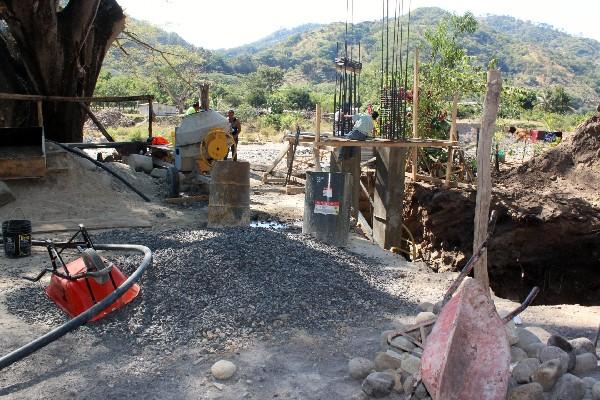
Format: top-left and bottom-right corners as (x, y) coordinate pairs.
(118, 0), (600, 49)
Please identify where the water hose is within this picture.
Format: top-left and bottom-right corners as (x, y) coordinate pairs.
(48, 140), (151, 202)
(0, 241), (152, 371)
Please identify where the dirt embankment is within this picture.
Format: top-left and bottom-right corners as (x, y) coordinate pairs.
(404, 114), (600, 305)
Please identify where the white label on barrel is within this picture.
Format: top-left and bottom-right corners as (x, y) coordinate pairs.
(323, 187), (333, 197)
(314, 200), (340, 215)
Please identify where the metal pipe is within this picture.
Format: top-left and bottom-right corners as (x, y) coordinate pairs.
(0, 243), (152, 371)
(48, 140), (151, 202)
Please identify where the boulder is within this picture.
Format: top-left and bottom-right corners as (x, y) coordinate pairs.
(210, 360), (237, 380)
(349, 357), (374, 380)
(539, 346), (570, 375)
(548, 335), (574, 353)
(574, 353), (598, 375)
(361, 372), (395, 398)
(380, 330), (395, 350)
(512, 346), (529, 363)
(0, 181), (16, 207)
(391, 336), (416, 352)
(417, 302), (435, 313)
(506, 321), (520, 346)
(570, 338), (596, 356)
(508, 382), (544, 400)
(525, 343), (547, 359)
(592, 382), (600, 400)
(550, 373), (585, 400)
(513, 358), (541, 384)
(517, 328), (543, 350)
(533, 359), (562, 391)
(400, 354), (421, 375)
(374, 351), (402, 371)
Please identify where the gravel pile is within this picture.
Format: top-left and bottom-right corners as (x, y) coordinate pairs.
(5, 227), (415, 352)
(237, 144), (314, 171)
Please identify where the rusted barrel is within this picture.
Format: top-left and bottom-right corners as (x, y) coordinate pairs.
(208, 161), (250, 227)
(303, 172), (352, 247)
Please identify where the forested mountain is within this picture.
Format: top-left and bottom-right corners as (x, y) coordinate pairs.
(99, 7), (600, 108)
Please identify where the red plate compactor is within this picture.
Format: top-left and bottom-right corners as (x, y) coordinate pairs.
(25, 225), (139, 321)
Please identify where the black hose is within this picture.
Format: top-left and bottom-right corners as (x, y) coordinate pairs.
(48, 140), (151, 202)
(0, 242), (152, 371)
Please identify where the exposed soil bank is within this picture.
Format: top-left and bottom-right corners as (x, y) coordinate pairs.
(404, 114), (600, 305)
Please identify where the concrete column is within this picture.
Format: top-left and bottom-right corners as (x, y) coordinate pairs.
(373, 148), (407, 249)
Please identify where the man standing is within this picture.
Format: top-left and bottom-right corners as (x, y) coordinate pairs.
(185, 101), (200, 116)
(338, 110), (379, 160)
(226, 109), (242, 161)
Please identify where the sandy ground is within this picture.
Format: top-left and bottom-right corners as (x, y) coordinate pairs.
(0, 143), (599, 399)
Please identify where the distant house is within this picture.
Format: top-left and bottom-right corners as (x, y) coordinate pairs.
(138, 103), (179, 116)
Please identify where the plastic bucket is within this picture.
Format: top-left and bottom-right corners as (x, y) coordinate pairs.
(2, 220), (32, 258)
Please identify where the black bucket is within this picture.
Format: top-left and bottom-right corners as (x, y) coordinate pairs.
(2, 220), (32, 258)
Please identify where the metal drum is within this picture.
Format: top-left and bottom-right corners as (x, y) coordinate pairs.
(208, 161), (250, 227)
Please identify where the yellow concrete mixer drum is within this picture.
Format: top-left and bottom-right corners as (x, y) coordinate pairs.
(197, 128), (236, 173)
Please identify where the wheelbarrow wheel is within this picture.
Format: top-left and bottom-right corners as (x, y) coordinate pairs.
(81, 248), (110, 284)
(165, 166), (179, 198)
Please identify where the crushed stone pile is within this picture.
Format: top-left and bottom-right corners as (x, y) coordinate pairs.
(5, 227), (417, 352)
(84, 108), (135, 131)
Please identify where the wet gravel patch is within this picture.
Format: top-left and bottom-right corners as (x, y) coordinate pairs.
(5, 227), (416, 351)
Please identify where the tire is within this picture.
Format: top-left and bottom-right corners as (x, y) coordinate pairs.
(82, 248), (110, 284)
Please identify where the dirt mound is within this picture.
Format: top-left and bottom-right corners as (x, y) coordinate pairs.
(499, 114), (600, 208)
(404, 113), (600, 305)
(84, 108), (135, 130)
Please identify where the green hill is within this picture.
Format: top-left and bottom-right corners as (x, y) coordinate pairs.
(99, 7), (600, 108)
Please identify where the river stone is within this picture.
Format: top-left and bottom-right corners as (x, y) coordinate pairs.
(513, 358), (541, 384)
(548, 335), (574, 353)
(533, 359), (562, 391)
(415, 382), (429, 399)
(417, 302), (434, 313)
(540, 346), (570, 375)
(403, 374), (416, 395)
(400, 354), (421, 375)
(380, 330), (395, 350)
(512, 346), (529, 363)
(583, 377), (597, 389)
(415, 312), (436, 324)
(550, 373), (585, 400)
(570, 338), (596, 356)
(374, 351), (402, 371)
(574, 353), (598, 375)
(349, 357), (375, 380)
(517, 328), (543, 350)
(211, 360), (237, 380)
(592, 382), (600, 400)
(150, 168), (167, 179)
(506, 321), (520, 346)
(361, 372), (395, 398)
(391, 336), (416, 352)
(525, 343), (547, 359)
(508, 382), (544, 400)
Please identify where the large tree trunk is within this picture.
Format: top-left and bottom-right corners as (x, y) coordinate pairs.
(0, 0), (125, 142)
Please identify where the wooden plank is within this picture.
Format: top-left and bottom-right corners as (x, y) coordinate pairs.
(81, 103), (115, 142)
(262, 142), (291, 182)
(284, 185), (305, 195)
(0, 156), (46, 179)
(33, 218), (152, 234)
(357, 211), (373, 239)
(445, 94), (459, 187)
(473, 70), (502, 294)
(164, 195), (208, 204)
(0, 93), (153, 103)
(315, 138), (457, 149)
(37, 100), (44, 127)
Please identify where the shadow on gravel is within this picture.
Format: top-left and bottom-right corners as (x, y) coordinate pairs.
(4, 227), (417, 354)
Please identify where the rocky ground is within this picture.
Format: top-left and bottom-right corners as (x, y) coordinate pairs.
(0, 141), (598, 400)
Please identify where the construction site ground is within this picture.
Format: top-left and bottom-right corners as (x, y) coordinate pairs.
(0, 143), (599, 399)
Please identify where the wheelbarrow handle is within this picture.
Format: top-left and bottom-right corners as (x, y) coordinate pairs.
(502, 286), (540, 324)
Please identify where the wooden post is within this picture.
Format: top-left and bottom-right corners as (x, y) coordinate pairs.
(473, 70), (502, 294)
(313, 104), (322, 171)
(444, 93), (459, 186)
(36, 100), (44, 127)
(411, 48), (420, 181)
(148, 98), (154, 139)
